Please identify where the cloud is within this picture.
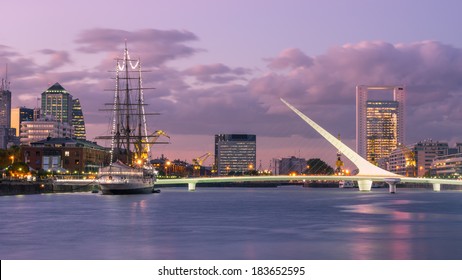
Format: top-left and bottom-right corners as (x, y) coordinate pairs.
(0, 45), (20, 58)
(183, 63), (252, 84)
(249, 41), (462, 143)
(39, 49), (73, 69)
(75, 28), (201, 66)
(266, 48), (313, 70)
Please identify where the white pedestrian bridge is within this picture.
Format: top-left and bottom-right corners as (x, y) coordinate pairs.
(156, 99), (462, 193)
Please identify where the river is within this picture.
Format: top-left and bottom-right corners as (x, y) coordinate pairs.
(1, 186), (462, 259)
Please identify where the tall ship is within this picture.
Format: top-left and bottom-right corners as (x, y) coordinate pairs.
(96, 44), (166, 195)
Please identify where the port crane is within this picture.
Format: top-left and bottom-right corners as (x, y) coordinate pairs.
(133, 130), (170, 162)
(192, 152), (212, 176)
(334, 133), (345, 175)
(398, 143), (416, 177)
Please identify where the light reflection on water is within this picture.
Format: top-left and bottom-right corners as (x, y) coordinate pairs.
(1, 187), (462, 260)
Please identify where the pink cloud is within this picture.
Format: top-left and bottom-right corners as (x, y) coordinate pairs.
(75, 28), (201, 66)
(266, 48), (313, 70)
(39, 49), (73, 69)
(183, 63), (252, 84)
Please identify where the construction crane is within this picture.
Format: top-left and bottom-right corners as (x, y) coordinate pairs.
(133, 130), (170, 162)
(192, 152), (211, 176)
(334, 133), (345, 175)
(398, 143), (416, 177)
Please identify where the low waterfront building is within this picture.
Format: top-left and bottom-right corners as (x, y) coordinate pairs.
(430, 153), (462, 177)
(389, 140), (451, 176)
(21, 137), (109, 174)
(20, 115), (73, 146)
(275, 156), (306, 175)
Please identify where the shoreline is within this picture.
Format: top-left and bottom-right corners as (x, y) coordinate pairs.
(0, 180), (94, 196)
(2, 180), (462, 196)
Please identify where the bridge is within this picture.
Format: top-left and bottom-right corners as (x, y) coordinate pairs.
(156, 99), (462, 193)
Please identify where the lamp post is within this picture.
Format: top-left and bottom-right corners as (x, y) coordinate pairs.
(165, 161), (171, 177)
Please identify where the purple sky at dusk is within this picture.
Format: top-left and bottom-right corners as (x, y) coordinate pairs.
(2, 0), (462, 170)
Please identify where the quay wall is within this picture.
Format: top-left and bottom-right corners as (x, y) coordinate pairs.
(0, 181), (93, 196)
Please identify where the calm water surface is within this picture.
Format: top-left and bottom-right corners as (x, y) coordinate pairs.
(1, 187), (462, 260)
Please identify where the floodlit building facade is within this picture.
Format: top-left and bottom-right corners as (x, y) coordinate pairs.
(0, 78), (12, 149)
(71, 98), (86, 140)
(20, 115), (73, 146)
(21, 137), (109, 173)
(215, 134), (256, 176)
(41, 82), (73, 124)
(0, 81), (11, 129)
(430, 153), (462, 177)
(10, 107), (34, 136)
(356, 85), (405, 164)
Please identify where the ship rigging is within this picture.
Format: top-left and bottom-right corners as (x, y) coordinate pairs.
(96, 44), (168, 194)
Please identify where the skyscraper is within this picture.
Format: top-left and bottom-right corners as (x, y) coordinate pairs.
(41, 82), (73, 124)
(0, 78), (11, 128)
(356, 85), (405, 163)
(215, 134), (256, 176)
(0, 77), (12, 149)
(72, 98), (86, 140)
(11, 107), (34, 136)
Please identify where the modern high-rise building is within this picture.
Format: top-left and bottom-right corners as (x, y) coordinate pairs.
(11, 107), (34, 136)
(0, 77), (12, 149)
(215, 134), (256, 176)
(41, 82), (73, 125)
(72, 98), (86, 140)
(0, 79), (11, 128)
(356, 85), (405, 164)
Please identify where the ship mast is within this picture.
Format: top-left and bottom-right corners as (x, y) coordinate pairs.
(123, 45), (132, 164)
(97, 44), (168, 166)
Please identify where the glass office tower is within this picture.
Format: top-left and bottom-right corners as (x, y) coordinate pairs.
(215, 134), (256, 176)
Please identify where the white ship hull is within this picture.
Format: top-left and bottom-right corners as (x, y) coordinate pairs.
(98, 161), (155, 195)
(99, 179), (154, 194)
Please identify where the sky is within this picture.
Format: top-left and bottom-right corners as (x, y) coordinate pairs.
(2, 0), (462, 170)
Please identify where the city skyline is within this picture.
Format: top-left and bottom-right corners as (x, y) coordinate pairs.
(2, 0), (462, 169)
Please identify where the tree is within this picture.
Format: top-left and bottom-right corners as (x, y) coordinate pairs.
(0, 146), (21, 169)
(304, 158), (334, 175)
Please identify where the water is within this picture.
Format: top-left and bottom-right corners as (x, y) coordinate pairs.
(1, 187), (462, 260)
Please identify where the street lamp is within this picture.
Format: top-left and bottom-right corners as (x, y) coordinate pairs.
(165, 161), (171, 177)
(9, 155), (14, 164)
